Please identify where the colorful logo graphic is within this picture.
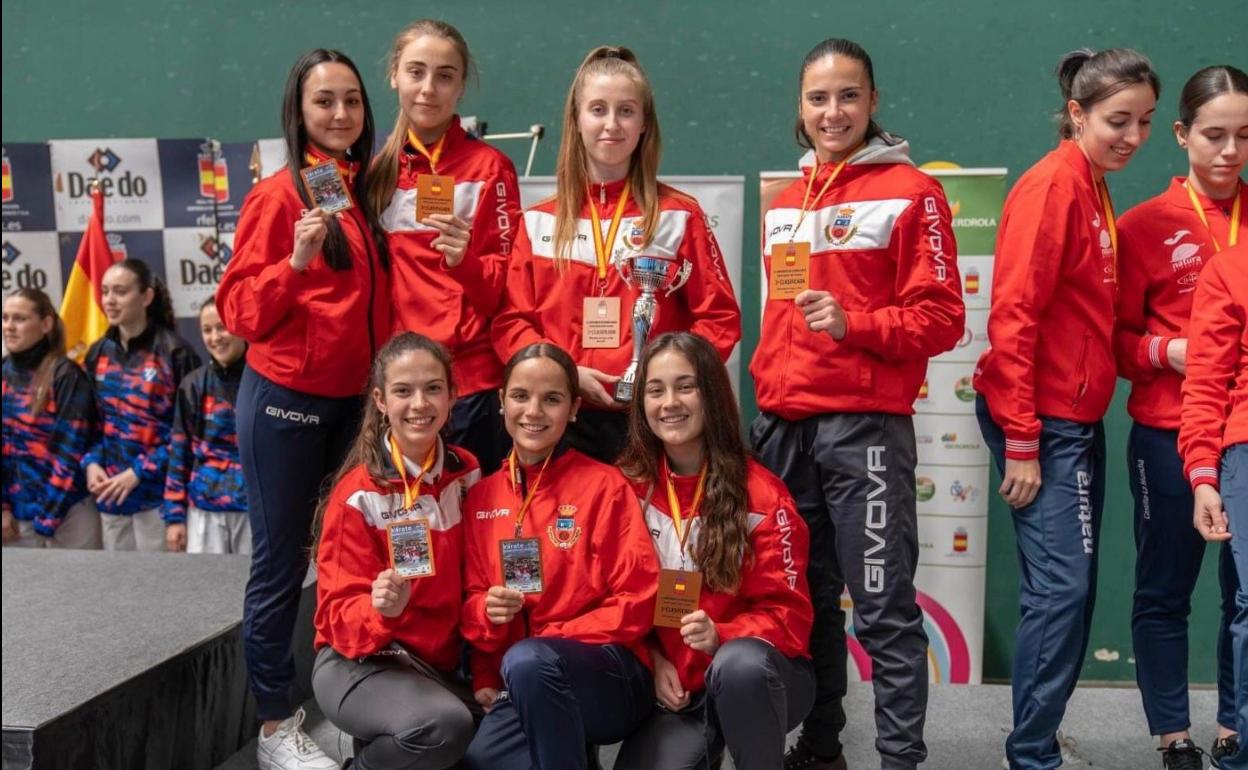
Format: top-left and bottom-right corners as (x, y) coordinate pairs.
(953, 527), (969, 553)
(826, 206), (857, 244)
(954, 376), (976, 402)
(2, 154), (13, 203)
(88, 147), (122, 173)
(199, 235), (233, 265)
(844, 589), (972, 683)
(918, 379), (929, 400)
(950, 480), (980, 503)
(964, 267), (980, 295)
(198, 145), (229, 203)
(106, 233), (127, 261)
(2, 241), (20, 265)
(624, 218), (646, 251)
(916, 476), (935, 502)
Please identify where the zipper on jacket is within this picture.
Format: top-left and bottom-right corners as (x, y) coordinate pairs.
(599, 183), (606, 206)
(1072, 333), (1091, 409)
(345, 213), (378, 360)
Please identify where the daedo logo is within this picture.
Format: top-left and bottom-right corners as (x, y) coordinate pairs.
(0, 241), (48, 293)
(55, 147), (150, 199)
(181, 235), (229, 287)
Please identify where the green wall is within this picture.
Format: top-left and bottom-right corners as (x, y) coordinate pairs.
(4, 0), (1243, 682)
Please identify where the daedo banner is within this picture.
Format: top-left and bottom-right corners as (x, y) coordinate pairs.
(759, 165), (1007, 684)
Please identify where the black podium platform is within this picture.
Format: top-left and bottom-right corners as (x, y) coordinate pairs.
(1, 550), (316, 770)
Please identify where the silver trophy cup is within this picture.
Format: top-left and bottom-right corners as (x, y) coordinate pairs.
(612, 252), (693, 403)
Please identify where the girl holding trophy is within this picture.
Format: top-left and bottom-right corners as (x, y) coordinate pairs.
(750, 38), (964, 770)
(460, 342), (658, 770)
(493, 45), (740, 464)
(369, 19), (523, 474)
(614, 331), (815, 770)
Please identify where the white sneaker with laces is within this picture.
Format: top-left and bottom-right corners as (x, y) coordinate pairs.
(256, 708), (339, 770)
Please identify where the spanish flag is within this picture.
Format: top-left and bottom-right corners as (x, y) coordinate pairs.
(60, 186), (115, 361)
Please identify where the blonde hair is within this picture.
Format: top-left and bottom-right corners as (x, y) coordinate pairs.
(553, 46), (662, 268)
(367, 20), (474, 215)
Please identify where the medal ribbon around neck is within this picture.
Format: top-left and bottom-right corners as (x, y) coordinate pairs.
(389, 437), (438, 510)
(508, 449), (554, 539)
(1185, 180), (1242, 252)
(587, 179), (632, 280)
(406, 129), (447, 174)
(663, 455), (707, 566)
(790, 143), (863, 243)
(1097, 179), (1119, 283)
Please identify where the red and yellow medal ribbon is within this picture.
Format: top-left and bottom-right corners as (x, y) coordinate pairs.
(1097, 179), (1118, 284)
(389, 438), (438, 510)
(406, 129), (446, 175)
(1185, 180), (1242, 253)
(663, 456), (706, 563)
(586, 179), (632, 280)
(508, 449), (554, 539)
(790, 143), (863, 242)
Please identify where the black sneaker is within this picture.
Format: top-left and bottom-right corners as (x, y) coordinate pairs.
(1212, 735), (1240, 769)
(1160, 739), (1205, 770)
(783, 742), (847, 770)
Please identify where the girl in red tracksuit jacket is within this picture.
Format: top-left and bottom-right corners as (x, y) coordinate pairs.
(460, 342), (658, 770)
(368, 20), (522, 474)
(215, 48), (391, 764)
(749, 38), (964, 770)
(1181, 244), (1248, 769)
(1114, 65), (1247, 765)
(311, 333), (481, 770)
(613, 332), (814, 770)
(493, 45), (740, 464)
(973, 48), (1159, 770)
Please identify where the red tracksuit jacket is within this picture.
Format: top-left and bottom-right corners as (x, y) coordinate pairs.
(1179, 244), (1248, 490)
(634, 459), (813, 693)
(751, 139), (964, 420)
(1115, 178), (1247, 430)
(974, 141), (1120, 459)
(218, 152), (390, 398)
(382, 117), (523, 396)
(461, 447), (659, 690)
(492, 181), (741, 375)
(314, 438), (481, 669)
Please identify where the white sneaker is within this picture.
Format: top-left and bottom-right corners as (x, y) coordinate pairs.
(1000, 730), (1093, 769)
(256, 708), (339, 770)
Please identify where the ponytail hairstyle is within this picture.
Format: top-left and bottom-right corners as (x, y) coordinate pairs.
(281, 48), (390, 272)
(553, 45), (662, 269)
(310, 332), (455, 555)
(1177, 65), (1248, 128)
(368, 19), (475, 216)
(618, 332), (752, 593)
(795, 38), (885, 150)
(1055, 48), (1161, 139)
(113, 258), (175, 331)
(8, 288), (67, 414)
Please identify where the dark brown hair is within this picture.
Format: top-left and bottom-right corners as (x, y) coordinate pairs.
(1177, 65), (1248, 128)
(108, 258), (175, 331)
(281, 48), (390, 272)
(795, 38), (884, 150)
(311, 332), (454, 554)
(6, 288), (66, 414)
(501, 342), (579, 401)
(368, 20), (476, 215)
(618, 332), (751, 593)
(1055, 48), (1161, 139)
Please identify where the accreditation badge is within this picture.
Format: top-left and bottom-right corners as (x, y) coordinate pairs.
(299, 162), (354, 214)
(386, 519), (435, 579)
(500, 537), (544, 594)
(768, 241), (811, 300)
(582, 297), (621, 349)
(654, 568), (702, 628)
(416, 173), (456, 222)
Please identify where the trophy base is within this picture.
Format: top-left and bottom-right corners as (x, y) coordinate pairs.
(614, 373), (636, 403)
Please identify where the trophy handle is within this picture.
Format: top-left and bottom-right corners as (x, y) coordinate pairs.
(664, 259), (693, 297)
(612, 248), (628, 280)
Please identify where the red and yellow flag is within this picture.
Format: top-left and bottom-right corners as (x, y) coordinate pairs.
(60, 186), (116, 361)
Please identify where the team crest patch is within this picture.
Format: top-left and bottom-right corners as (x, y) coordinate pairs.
(547, 504), (583, 549)
(623, 218), (646, 251)
(825, 207), (857, 244)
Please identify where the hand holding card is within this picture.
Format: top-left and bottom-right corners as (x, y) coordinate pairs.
(291, 208), (330, 271)
(484, 585), (525, 625)
(372, 569), (412, 618)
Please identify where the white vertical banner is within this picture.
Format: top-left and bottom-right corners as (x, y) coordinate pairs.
(518, 176), (745, 391)
(758, 166), (1006, 684)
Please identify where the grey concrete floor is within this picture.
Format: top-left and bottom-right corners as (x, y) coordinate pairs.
(217, 683), (1219, 769)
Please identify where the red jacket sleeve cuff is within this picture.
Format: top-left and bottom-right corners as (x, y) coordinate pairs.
(1188, 464), (1220, 491)
(1004, 433), (1041, 461)
(840, 310), (872, 348)
(1147, 335), (1175, 371)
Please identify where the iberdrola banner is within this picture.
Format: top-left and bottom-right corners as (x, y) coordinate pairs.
(758, 164), (1006, 684)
